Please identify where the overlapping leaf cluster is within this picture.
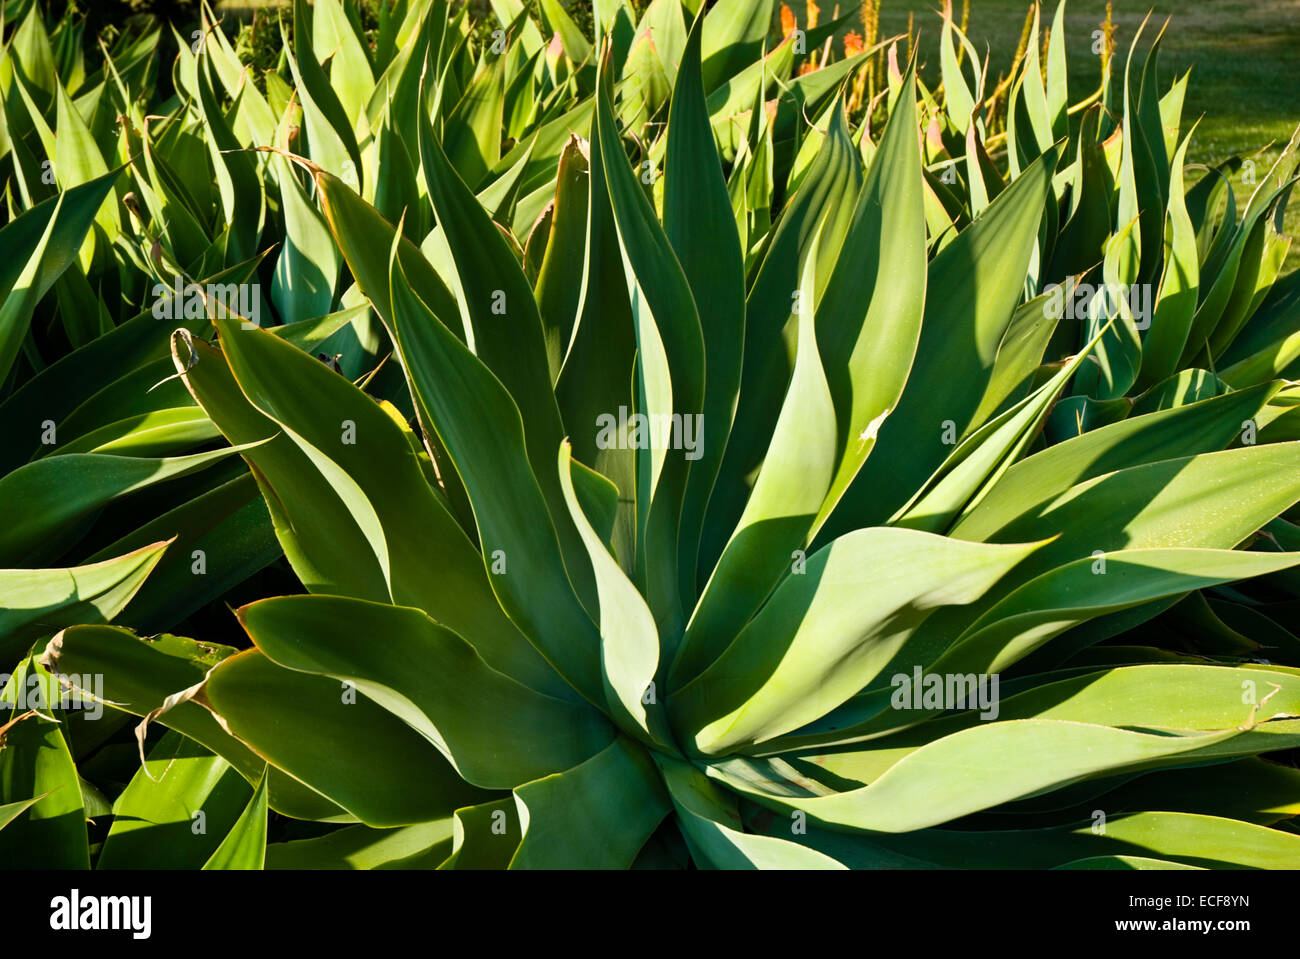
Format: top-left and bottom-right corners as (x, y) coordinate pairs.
(3, 0), (1300, 869)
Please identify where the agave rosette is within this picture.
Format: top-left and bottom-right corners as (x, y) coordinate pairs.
(4, 0), (1300, 869)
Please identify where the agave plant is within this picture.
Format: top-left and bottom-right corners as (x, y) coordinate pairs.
(0, 8), (259, 864)
(907, 0), (1300, 676)
(14, 0), (1300, 871)
(5, 0), (1300, 869)
(0, 0), (870, 867)
(930, 2), (1300, 420)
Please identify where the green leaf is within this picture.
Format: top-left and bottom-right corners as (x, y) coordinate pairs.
(556, 442), (667, 746)
(1184, 178), (1293, 368)
(199, 9), (279, 148)
(196, 54), (262, 264)
(200, 649), (491, 827)
(236, 593), (613, 789)
(286, 2), (363, 191)
(48, 408), (219, 458)
(758, 811), (1300, 869)
(0, 659), (89, 868)
(713, 709), (1300, 834)
(895, 342), (1099, 534)
(699, 0), (775, 91)
(969, 290), (1061, 437)
(620, 0), (687, 124)
(937, 548), (1300, 676)
(310, 0), (375, 129)
(814, 66), (926, 536)
(705, 97), (860, 572)
(388, 250), (604, 707)
(52, 76), (117, 246)
(1132, 22), (1171, 286)
(98, 729), (254, 869)
(0, 796), (43, 834)
(7, 5), (58, 102)
(202, 767), (268, 869)
(673, 227), (838, 687)
(540, 0), (592, 64)
(81, 474), (279, 633)
(1131, 368), (1224, 416)
(1077, 218), (1143, 401)
(674, 529), (1041, 754)
(951, 384), (1281, 543)
(939, 4), (978, 135)
(1054, 856), (1201, 870)
(594, 53), (705, 639)
(1050, 105), (1111, 277)
(1045, 0), (1068, 137)
(828, 146), (1060, 532)
(443, 46), (506, 188)
(440, 798), (521, 869)
(0, 169), (121, 382)
(175, 333), (384, 604)
(267, 820), (455, 869)
(665, 16), (745, 610)
(40, 625), (348, 823)
(1220, 270), (1300, 387)
(206, 315), (568, 699)
(965, 443), (1300, 568)
(706, 39), (793, 161)
(0, 541), (169, 668)
(314, 167), (463, 329)
(418, 104), (598, 611)
(656, 754), (843, 869)
(813, 661), (1300, 776)
(1137, 130), (1199, 388)
(1077, 757), (1300, 826)
(271, 156), (341, 325)
(0, 442), (253, 566)
(533, 136), (590, 379)
(0, 253), (264, 474)
(510, 736), (669, 868)
(553, 140), (639, 573)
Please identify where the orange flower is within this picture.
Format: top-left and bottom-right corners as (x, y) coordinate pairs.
(844, 29), (864, 57)
(797, 60), (818, 76)
(780, 3), (796, 38)
(806, 0), (820, 29)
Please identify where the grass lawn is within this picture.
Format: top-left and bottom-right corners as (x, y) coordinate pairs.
(792, 0), (1300, 269)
